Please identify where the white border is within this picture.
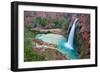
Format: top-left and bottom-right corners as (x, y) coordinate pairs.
(18, 5), (96, 68)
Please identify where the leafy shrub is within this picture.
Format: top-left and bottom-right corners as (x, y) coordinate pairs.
(33, 17), (48, 26)
(24, 27), (45, 61)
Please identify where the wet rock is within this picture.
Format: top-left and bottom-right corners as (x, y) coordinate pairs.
(42, 49), (66, 60)
(32, 39), (66, 60)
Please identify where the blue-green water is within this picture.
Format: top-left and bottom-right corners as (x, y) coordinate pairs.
(35, 34), (66, 45)
(35, 33), (79, 59)
(35, 18), (79, 59)
(58, 40), (79, 59)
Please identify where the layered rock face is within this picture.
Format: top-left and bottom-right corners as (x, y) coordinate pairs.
(79, 14), (90, 58)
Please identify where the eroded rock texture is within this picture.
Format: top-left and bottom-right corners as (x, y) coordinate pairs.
(78, 14), (90, 58)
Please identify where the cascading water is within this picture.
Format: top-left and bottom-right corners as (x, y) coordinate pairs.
(67, 19), (78, 49)
(35, 18), (79, 59)
(58, 18), (79, 59)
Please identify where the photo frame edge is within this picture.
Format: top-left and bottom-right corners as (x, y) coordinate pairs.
(11, 1), (98, 72)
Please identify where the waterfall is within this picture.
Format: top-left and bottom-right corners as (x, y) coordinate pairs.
(67, 18), (78, 49)
(35, 18), (79, 59)
(57, 18), (79, 59)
